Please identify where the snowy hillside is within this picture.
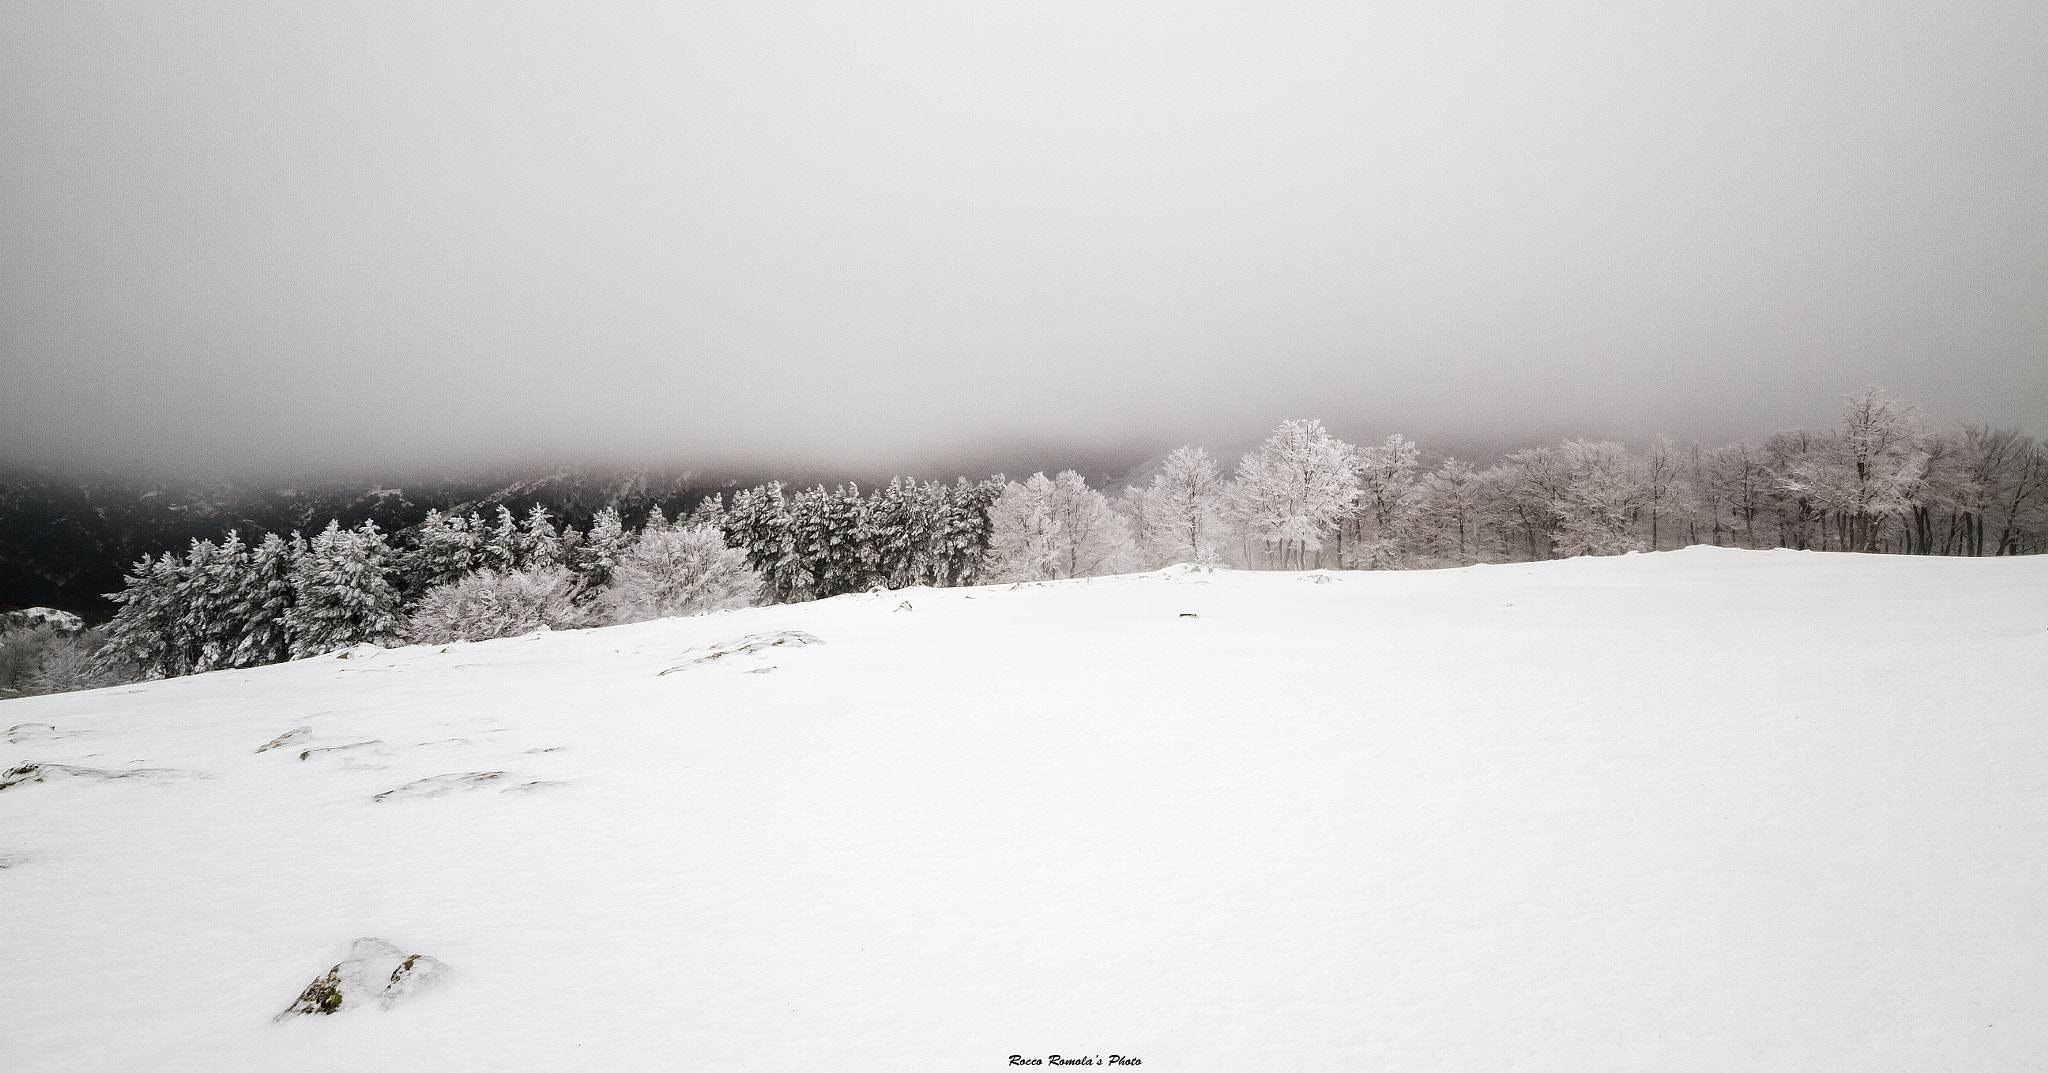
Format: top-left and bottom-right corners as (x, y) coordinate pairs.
(3, 548), (2044, 1072)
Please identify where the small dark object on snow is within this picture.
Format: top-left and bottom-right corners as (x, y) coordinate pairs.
(1179, 613), (1199, 618)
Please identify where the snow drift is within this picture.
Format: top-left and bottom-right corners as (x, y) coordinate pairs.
(1, 548), (2044, 1071)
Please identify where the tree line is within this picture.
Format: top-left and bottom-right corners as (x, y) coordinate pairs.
(982, 388), (2046, 579)
(2, 387), (2039, 699)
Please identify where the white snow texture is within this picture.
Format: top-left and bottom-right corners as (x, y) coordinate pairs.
(0, 547), (2043, 1071)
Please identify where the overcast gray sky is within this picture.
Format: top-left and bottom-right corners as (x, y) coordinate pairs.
(3, 0), (2043, 476)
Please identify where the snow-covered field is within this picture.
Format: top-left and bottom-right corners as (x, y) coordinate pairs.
(3, 547), (2045, 1072)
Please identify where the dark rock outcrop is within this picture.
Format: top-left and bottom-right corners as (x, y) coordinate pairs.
(275, 937), (450, 1020)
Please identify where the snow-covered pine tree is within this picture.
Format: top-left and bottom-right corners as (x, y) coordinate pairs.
(686, 494), (726, 530)
(176, 533), (256, 673)
(95, 552), (189, 679)
(228, 531), (300, 667)
(783, 486), (830, 601)
(400, 510), (486, 596)
(724, 484), (805, 602)
(482, 506), (521, 574)
(571, 505), (634, 589)
(865, 478), (919, 588)
(939, 476), (1003, 587)
(286, 520), (402, 657)
(816, 483), (876, 597)
(515, 504), (565, 570)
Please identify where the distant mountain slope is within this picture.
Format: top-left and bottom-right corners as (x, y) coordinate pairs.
(0, 468), (728, 614)
(0, 447), (1160, 615)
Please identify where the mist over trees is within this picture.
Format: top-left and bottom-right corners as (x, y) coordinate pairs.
(4, 387), (2036, 701)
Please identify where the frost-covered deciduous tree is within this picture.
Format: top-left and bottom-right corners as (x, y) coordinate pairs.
(605, 521), (760, 622)
(987, 471), (1131, 581)
(1046, 470), (1132, 578)
(1643, 434), (1682, 551)
(1137, 446), (1227, 567)
(2, 624), (125, 698)
(1761, 430), (1831, 550)
(1980, 430), (2048, 555)
(286, 520), (401, 657)
(1548, 440), (1647, 557)
(986, 473), (1065, 581)
(1702, 442), (1772, 549)
(403, 566), (589, 644)
(1413, 458), (1479, 562)
(1476, 447), (1564, 561)
(1231, 419), (1357, 569)
(1472, 441), (1645, 559)
(1349, 434), (1421, 568)
(1796, 389), (1927, 552)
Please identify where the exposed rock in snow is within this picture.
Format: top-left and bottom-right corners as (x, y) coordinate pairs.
(380, 951), (453, 1008)
(297, 741), (387, 761)
(255, 727), (313, 754)
(8, 723), (94, 745)
(274, 937), (450, 1020)
(0, 762), (205, 791)
(657, 630), (824, 674)
(371, 771), (560, 802)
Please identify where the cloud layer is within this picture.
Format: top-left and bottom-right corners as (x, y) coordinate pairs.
(4, 1), (2043, 475)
